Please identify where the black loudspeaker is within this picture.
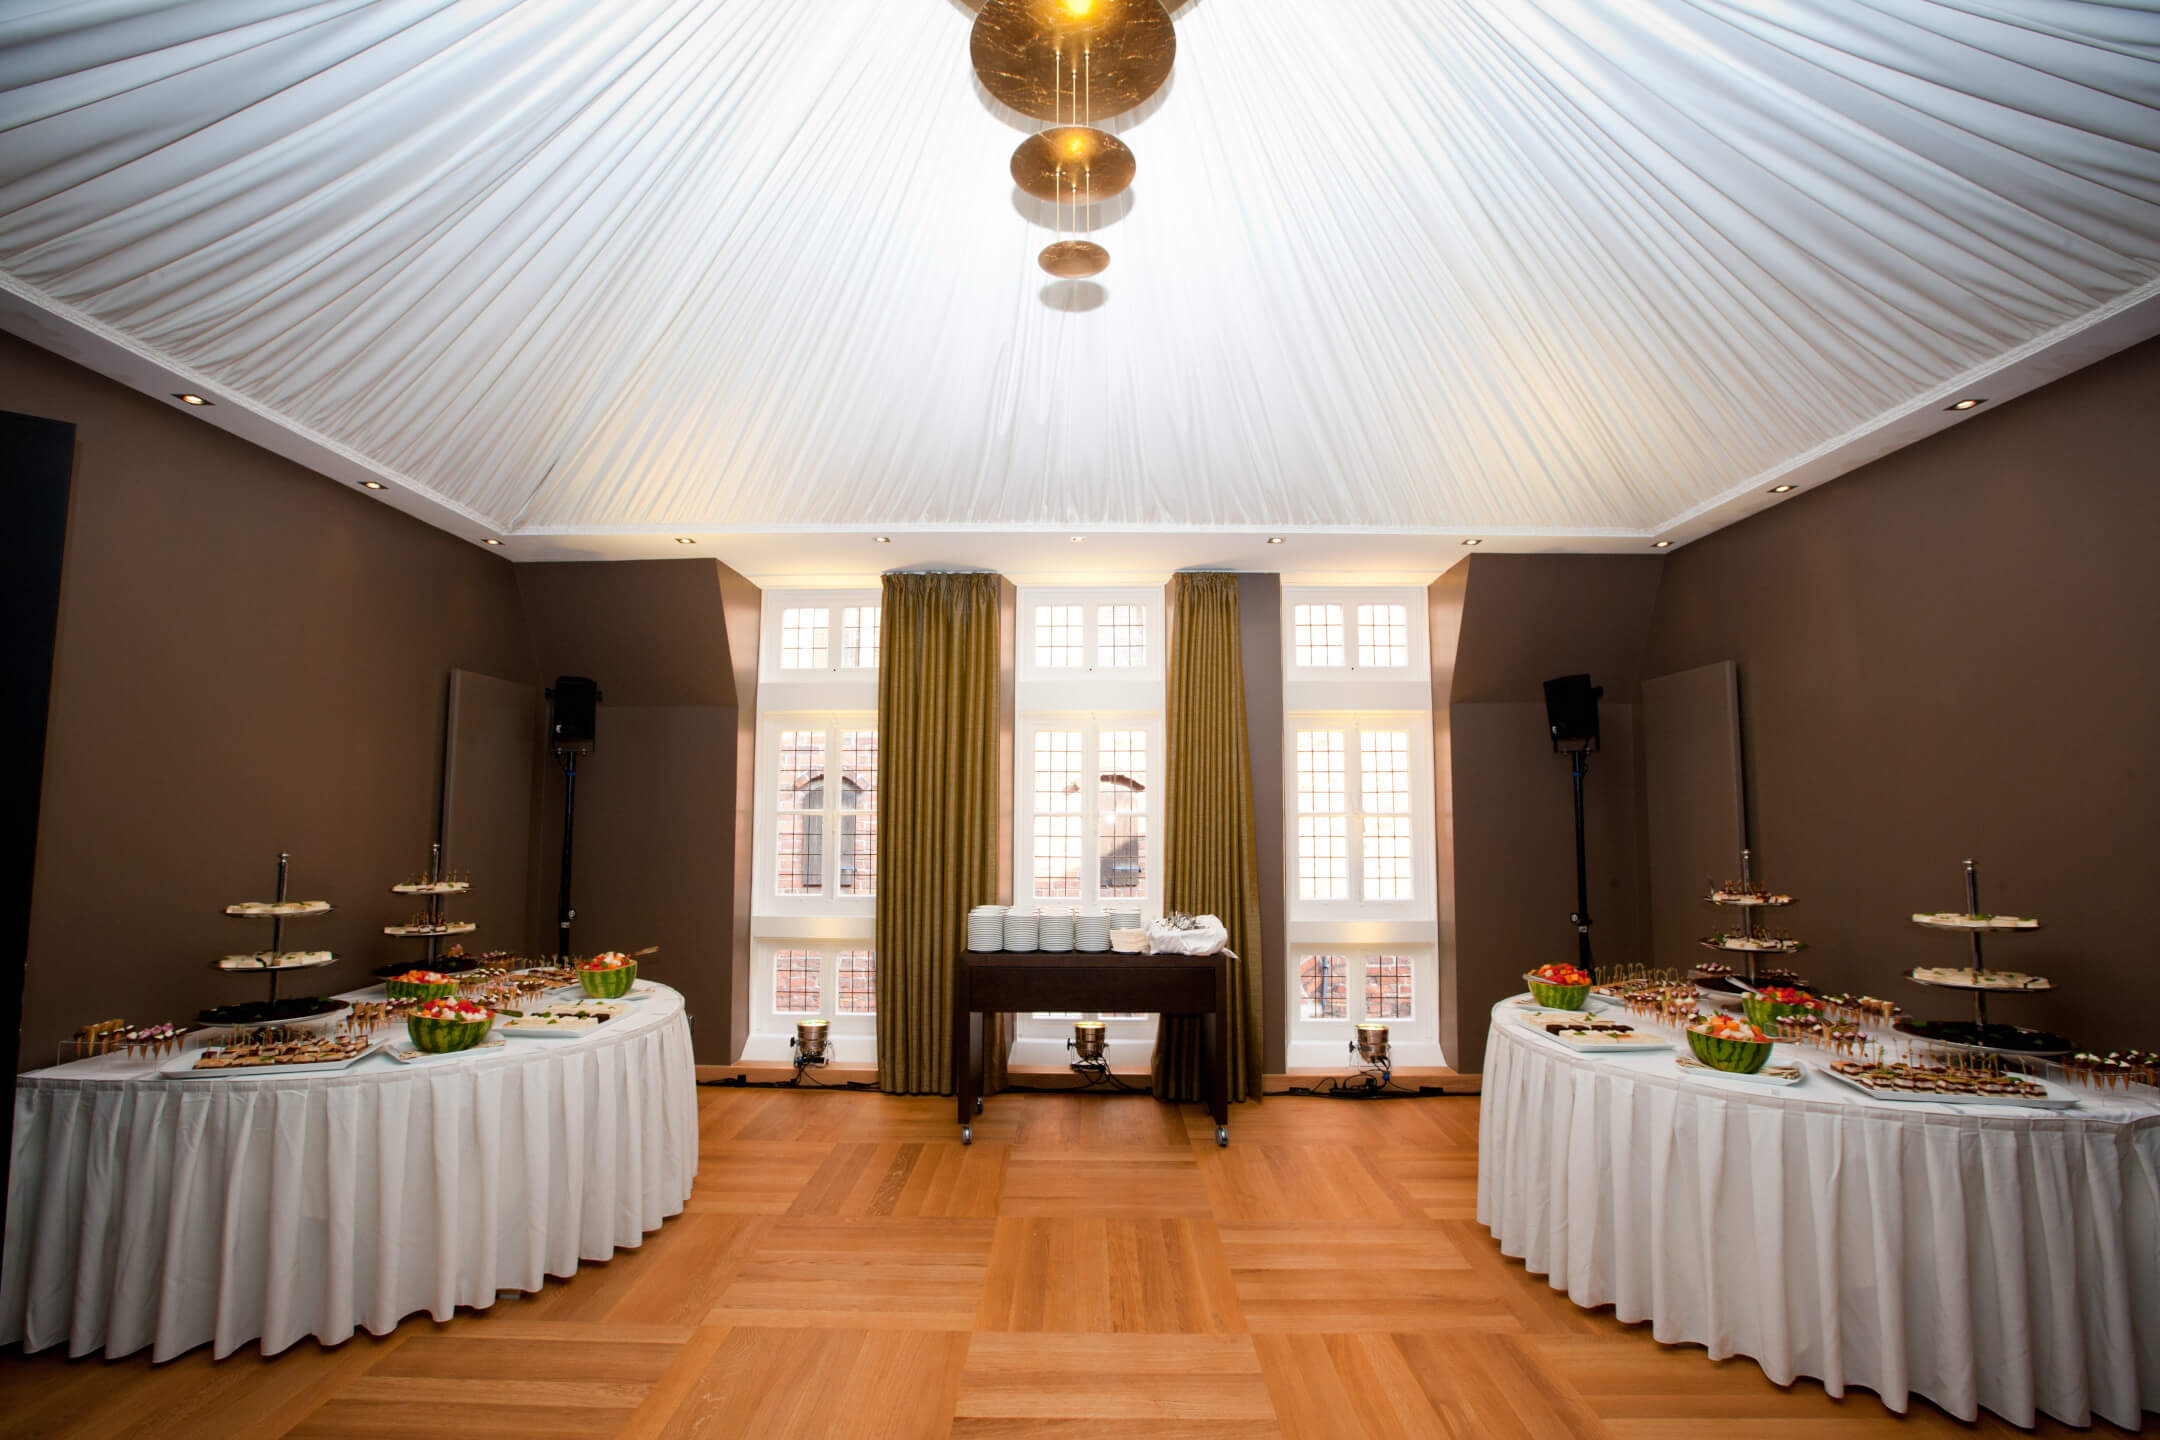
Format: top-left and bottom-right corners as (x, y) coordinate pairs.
(1544, 673), (1602, 752)
(548, 675), (601, 752)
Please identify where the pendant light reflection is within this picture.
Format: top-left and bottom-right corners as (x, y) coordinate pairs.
(1012, 127), (1135, 203)
(1040, 240), (1111, 278)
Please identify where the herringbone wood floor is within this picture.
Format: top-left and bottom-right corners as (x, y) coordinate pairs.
(1, 1087), (2147, 1438)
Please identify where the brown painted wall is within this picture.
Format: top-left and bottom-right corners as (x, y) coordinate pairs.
(517, 559), (754, 1064)
(1446, 554), (1664, 1072)
(1427, 563), (1468, 1067)
(1236, 574), (1288, 1073)
(1647, 336), (2160, 1053)
(6, 332), (534, 1069)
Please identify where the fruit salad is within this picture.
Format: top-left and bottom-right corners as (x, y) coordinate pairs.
(1529, 963), (1591, 987)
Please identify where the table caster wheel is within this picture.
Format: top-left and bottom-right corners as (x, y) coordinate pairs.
(1216, 1126), (1229, 1148)
(975, 1097), (984, 1114)
(961, 1125), (973, 1146)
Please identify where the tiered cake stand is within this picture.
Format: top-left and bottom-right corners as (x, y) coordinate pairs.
(1897, 859), (2067, 1057)
(381, 842), (477, 971)
(205, 852), (347, 1029)
(1696, 848), (1805, 1000)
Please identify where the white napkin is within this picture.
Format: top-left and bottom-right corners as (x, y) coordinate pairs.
(1145, 915), (1228, 955)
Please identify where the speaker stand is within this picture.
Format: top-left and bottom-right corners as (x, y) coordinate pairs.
(1568, 746), (1595, 979)
(555, 747), (580, 962)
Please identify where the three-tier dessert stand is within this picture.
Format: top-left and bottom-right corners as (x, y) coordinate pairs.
(382, 842), (477, 969)
(208, 852), (344, 1028)
(1898, 858), (2065, 1056)
(1697, 848), (1804, 996)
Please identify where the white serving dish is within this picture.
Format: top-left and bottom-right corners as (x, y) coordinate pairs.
(1817, 1066), (2079, 1110)
(383, 1036), (509, 1064)
(1675, 1056), (1806, 1087)
(160, 1039), (378, 1078)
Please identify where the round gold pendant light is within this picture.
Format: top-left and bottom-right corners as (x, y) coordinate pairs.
(1012, 127), (1135, 203)
(972, 0), (1176, 123)
(1039, 240), (1111, 278)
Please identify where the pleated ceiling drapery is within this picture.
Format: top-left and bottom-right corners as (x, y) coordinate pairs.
(874, 571), (1010, 1095)
(1152, 572), (1265, 1104)
(0, 1), (2155, 538)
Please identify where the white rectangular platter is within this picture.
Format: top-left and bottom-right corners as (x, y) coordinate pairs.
(1517, 1011), (1673, 1053)
(1675, 1056), (1805, 1087)
(384, 1036), (510, 1064)
(160, 1041), (379, 1078)
(1817, 1066), (2079, 1110)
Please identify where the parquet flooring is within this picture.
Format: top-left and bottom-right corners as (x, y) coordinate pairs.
(1, 1086), (2148, 1438)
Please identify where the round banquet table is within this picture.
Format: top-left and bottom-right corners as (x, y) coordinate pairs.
(1477, 997), (2160, 1429)
(2, 982), (698, 1361)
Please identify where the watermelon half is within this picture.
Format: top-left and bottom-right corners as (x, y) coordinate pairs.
(384, 976), (457, 1001)
(1525, 974), (1590, 1011)
(1687, 1026), (1773, 1074)
(407, 1010), (493, 1053)
(1740, 996), (1814, 1033)
(580, 961), (637, 999)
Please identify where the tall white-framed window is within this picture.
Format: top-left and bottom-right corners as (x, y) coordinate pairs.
(755, 715), (879, 914)
(1283, 587), (1428, 682)
(761, 588), (882, 682)
(1288, 715), (1431, 917)
(1015, 715), (1164, 908)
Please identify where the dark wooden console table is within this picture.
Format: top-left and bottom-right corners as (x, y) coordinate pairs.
(952, 949), (1232, 1146)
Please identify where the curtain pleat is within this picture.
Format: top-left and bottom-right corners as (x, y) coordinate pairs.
(875, 571), (1010, 1094)
(1151, 572), (1265, 1104)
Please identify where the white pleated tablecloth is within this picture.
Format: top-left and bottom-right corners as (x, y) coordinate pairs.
(2, 984), (698, 1361)
(1478, 998), (2160, 1428)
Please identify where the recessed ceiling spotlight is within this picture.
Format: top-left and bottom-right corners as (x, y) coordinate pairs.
(1768, 484), (1794, 494)
(1652, 540), (1673, 549)
(874, 536), (892, 544)
(360, 480), (386, 490)
(174, 393), (212, 406)
(1460, 538), (1483, 547)
(483, 538), (506, 547)
(674, 537), (697, 545)
(1946, 397), (1985, 411)
(1070, 535), (1086, 543)
(1267, 537), (1285, 545)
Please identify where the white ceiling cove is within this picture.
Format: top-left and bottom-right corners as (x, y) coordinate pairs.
(1, 0), (2157, 570)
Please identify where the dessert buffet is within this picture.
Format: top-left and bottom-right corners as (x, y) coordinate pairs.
(1, 901), (697, 1363)
(1482, 852), (2159, 1430)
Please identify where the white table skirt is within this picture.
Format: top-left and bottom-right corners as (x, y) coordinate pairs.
(1477, 998), (2160, 1429)
(2, 984), (699, 1361)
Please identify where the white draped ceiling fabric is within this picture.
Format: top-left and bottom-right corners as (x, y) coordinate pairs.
(0, 0), (2156, 538)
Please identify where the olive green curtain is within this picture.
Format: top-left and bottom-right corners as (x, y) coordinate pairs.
(1152, 572), (1266, 1104)
(875, 571), (1011, 1094)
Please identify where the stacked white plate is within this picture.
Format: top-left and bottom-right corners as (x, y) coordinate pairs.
(969, 905), (1009, 952)
(1003, 909), (1039, 951)
(1105, 905), (1143, 933)
(1037, 907), (1075, 953)
(1074, 912), (1111, 952)
(1109, 929), (1148, 953)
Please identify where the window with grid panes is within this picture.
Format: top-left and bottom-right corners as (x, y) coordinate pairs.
(779, 608), (830, 669)
(1294, 730), (1348, 900)
(1365, 954), (1414, 1019)
(1356, 604), (1408, 667)
(1034, 605), (1087, 668)
(768, 721), (877, 902)
(1299, 954), (1348, 1019)
(1294, 722), (1417, 905)
(839, 606), (880, 668)
(1293, 604), (1345, 668)
(837, 950), (876, 1014)
(773, 950), (822, 1013)
(1097, 605), (1146, 668)
(1024, 721), (1154, 905)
